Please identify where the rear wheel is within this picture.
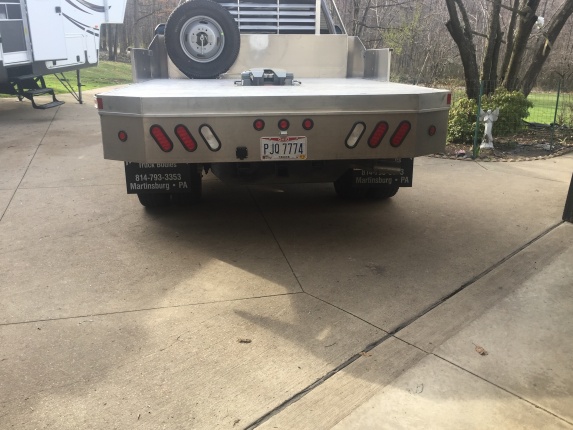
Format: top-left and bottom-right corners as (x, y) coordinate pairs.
(165, 0), (240, 79)
(137, 193), (171, 208)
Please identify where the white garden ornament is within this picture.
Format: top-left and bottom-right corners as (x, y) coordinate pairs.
(479, 108), (499, 149)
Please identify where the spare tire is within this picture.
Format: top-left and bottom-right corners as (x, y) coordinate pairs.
(165, 0), (240, 79)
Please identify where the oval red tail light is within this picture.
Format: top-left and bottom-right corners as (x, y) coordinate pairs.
(368, 121), (389, 148)
(390, 121), (411, 147)
(150, 125), (173, 152)
(174, 124), (197, 152)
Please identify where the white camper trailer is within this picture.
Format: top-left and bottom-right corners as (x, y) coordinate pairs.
(0, 0), (126, 108)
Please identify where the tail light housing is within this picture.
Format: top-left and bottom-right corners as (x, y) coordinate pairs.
(174, 124), (198, 152)
(199, 124), (221, 151)
(368, 121), (389, 148)
(390, 121), (411, 147)
(345, 122), (365, 148)
(150, 125), (173, 152)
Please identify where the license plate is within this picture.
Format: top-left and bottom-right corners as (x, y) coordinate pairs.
(261, 136), (307, 160)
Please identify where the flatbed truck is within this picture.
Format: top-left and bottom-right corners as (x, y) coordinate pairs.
(96, 0), (450, 207)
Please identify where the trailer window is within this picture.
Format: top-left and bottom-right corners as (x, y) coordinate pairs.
(0, 21), (26, 52)
(6, 4), (22, 19)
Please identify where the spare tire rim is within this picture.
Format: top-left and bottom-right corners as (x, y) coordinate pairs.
(180, 15), (226, 63)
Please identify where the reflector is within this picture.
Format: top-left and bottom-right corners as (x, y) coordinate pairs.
(175, 124), (198, 152)
(150, 125), (173, 152)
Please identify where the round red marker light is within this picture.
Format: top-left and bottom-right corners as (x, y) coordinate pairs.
(253, 119), (265, 131)
(278, 119), (290, 131)
(118, 131), (128, 142)
(302, 118), (314, 130)
(428, 125), (436, 136)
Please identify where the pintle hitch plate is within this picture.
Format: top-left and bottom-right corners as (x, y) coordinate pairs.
(236, 68), (300, 86)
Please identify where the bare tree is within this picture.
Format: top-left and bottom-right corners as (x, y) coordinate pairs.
(521, 0), (573, 95)
(445, 0), (573, 98)
(444, 0), (480, 98)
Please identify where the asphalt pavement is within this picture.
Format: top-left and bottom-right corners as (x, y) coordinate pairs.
(0, 92), (572, 429)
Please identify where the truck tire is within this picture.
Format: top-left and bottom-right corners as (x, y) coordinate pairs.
(137, 193), (171, 208)
(165, 0), (240, 79)
(367, 184), (399, 199)
(334, 170), (399, 200)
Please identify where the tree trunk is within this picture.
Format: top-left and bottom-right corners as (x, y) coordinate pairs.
(108, 24), (116, 61)
(444, 0), (480, 99)
(503, 0), (541, 90)
(520, 0), (573, 96)
(133, 0), (140, 48)
(481, 0), (502, 94)
(500, 0), (520, 83)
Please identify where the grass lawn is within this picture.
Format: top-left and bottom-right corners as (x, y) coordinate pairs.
(527, 91), (573, 125)
(42, 60), (133, 94)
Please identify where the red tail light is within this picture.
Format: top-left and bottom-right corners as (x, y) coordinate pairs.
(96, 97), (103, 110)
(368, 121), (389, 148)
(447, 93), (452, 105)
(150, 125), (173, 152)
(390, 121), (411, 147)
(174, 124), (197, 152)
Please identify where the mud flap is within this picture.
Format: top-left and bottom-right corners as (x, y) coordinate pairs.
(352, 158), (413, 187)
(125, 162), (193, 194)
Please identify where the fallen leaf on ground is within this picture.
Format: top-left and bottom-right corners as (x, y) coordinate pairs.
(473, 343), (488, 356)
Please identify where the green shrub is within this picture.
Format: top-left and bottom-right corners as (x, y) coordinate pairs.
(447, 89), (533, 143)
(482, 89), (532, 135)
(447, 97), (478, 143)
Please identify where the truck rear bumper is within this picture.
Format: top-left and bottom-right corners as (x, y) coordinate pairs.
(97, 79), (450, 163)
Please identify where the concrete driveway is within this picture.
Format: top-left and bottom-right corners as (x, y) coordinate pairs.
(1, 93), (572, 429)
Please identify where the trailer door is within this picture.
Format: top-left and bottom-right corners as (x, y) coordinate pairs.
(26, 0), (67, 61)
(0, 1), (31, 65)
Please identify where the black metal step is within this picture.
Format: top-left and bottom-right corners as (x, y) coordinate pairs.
(12, 74), (41, 82)
(32, 100), (65, 110)
(24, 87), (54, 96)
